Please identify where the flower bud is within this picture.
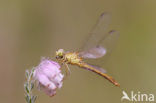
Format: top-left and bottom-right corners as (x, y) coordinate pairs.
(33, 58), (64, 97)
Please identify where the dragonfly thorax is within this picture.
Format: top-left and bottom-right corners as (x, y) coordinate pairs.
(56, 49), (82, 64)
(64, 52), (82, 64)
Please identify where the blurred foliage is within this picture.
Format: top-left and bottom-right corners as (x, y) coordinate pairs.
(0, 0), (156, 103)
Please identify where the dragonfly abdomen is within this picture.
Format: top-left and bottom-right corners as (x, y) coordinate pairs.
(78, 62), (120, 87)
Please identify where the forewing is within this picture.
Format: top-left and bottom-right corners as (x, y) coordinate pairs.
(79, 12), (119, 59)
(81, 12), (111, 51)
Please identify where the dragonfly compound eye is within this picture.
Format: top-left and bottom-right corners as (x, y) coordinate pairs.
(56, 55), (63, 59)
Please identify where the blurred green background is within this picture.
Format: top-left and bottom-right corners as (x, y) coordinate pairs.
(1, 0), (156, 103)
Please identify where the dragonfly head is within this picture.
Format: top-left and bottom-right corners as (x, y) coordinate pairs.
(56, 49), (64, 60)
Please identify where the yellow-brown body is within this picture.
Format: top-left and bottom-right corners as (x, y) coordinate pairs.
(64, 52), (120, 87)
(64, 52), (82, 64)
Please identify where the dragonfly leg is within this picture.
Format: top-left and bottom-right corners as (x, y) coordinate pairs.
(64, 63), (71, 76)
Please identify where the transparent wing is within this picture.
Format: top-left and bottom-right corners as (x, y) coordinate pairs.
(86, 63), (107, 73)
(79, 46), (106, 59)
(79, 12), (119, 59)
(81, 12), (111, 51)
(79, 30), (119, 59)
(81, 63), (120, 86)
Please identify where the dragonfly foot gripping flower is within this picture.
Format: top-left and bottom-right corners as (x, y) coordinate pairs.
(33, 58), (64, 97)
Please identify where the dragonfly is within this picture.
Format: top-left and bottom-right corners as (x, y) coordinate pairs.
(55, 12), (120, 87)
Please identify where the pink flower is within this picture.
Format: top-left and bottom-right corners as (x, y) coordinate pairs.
(33, 58), (64, 97)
